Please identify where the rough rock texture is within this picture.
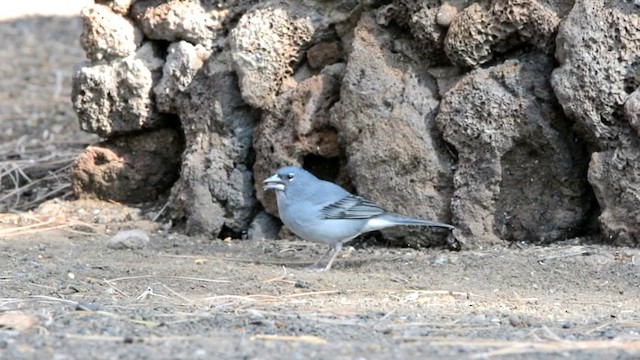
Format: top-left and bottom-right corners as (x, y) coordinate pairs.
(167, 52), (259, 236)
(552, 0), (640, 244)
(72, 42), (165, 137)
(436, 52), (592, 247)
(247, 211), (281, 240)
(80, 4), (143, 61)
(391, 0), (448, 65)
(154, 41), (211, 113)
(71, 129), (183, 203)
(444, 0), (567, 67)
(131, 0), (256, 48)
(229, 1), (318, 109)
(552, 0), (640, 148)
(71, 0), (639, 248)
(254, 65), (345, 215)
(306, 42), (343, 70)
(589, 145), (640, 245)
(96, 0), (138, 15)
(331, 15), (455, 247)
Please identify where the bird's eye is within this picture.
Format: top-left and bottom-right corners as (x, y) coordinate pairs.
(287, 173), (295, 180)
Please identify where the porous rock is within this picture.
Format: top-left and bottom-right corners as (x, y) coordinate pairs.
(230, 1), (317, 109)
(589, 143), (640, 246)
(80, 4), (143, 61)
(436, 52), (592, 248)
(71, 128), (183, 203)
(131, 0), (256, 48)
(254, 65), (345, 215)
(552, 0), (640, 244)
(331, 14), (456, 248)
(167, 52), (259, 237)
(95, 0), (138, 15)
(444, 0), (565, 67)
(551, 0), (640, 148)
(154, 41), (211, 113)
(72, 42), (165, 137)
(391, 0), (448, 65)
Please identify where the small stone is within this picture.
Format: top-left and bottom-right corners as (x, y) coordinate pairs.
(106, 229), (150, 249)
(436, 2), (458, 27)
(307, 42), (342, 69)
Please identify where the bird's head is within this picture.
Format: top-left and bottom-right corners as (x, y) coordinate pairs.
(263, 166), (313, 192)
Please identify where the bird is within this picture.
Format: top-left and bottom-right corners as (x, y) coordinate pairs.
(263, 166), (455, 271)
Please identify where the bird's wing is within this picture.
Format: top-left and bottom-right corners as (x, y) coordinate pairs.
(320, 194), (387, 219)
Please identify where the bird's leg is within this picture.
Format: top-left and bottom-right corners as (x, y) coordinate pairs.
(322, 242), (343, 272)
(309, 245), (334, 269)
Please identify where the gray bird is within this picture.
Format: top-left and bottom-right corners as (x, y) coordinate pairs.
(263, 166), (454, 271)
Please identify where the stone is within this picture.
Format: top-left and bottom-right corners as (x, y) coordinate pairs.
(551, 0), (640, 244)
(330, 14), (456, 248)
(589, 143), (640, 245)
(306, 42), (343, 70)
(71, 128), (183, 203)
(131, 0), (256, 48)
(551, 0), (640, 148)
(95, 0), (137, 15)
(253, 66), (345, 216)
(247, 211), (281, 240)
(444, 0), (565, 67)
(154, 41), (211, 113)
(436, 52), (593, 247)
(167, 52), (259, 237)
(80, 4), (143, 61)
(72, 42), (165, 137)
(230, 1), (317, 108)
(106, 229), (150, 249)
(391, 0), (448, 65)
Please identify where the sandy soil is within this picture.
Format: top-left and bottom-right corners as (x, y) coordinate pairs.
(1, 8), (640, 360)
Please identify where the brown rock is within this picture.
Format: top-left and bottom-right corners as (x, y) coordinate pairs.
(254, 66), (345, 216)
(80, 4), (143, 61)
(330, 14), (455, 248)
(436, 52), (593, 247)
(307, 42), (342, 69)
(71, 129), (183, 203)
(444, 0), (563, 67)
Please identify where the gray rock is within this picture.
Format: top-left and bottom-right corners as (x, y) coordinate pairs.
(330, 14), (455, 248)
(248, 211), (281, 240)
(444, 0), (565, 67)
(551, 0), (639, 148)
(154, 41), (211, 113)
(588, 144), (640, 246)
(551, 0), (640, 244)
(253, 68), (345, 216)
(167, 52), (259, 236)
(80, 4), (143, 61)
(436, 52), (592, 247)
(72, 42), (165, 137)
(131, 0), (256, 48)
(230, 0), (360, 109)
(106, 229), (150, 249)
(230, 1), (317, 108)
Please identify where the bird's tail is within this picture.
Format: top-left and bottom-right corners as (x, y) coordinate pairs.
(383, 215), (455, 230)
(362, 214), (454, 232)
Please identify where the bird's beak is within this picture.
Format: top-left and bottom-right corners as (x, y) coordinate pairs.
(263, 174), (285, 191)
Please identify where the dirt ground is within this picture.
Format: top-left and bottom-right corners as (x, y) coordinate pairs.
(1, 8), (640, 360)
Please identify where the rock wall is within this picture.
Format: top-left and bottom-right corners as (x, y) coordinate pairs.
(71, 0), (640, 247)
